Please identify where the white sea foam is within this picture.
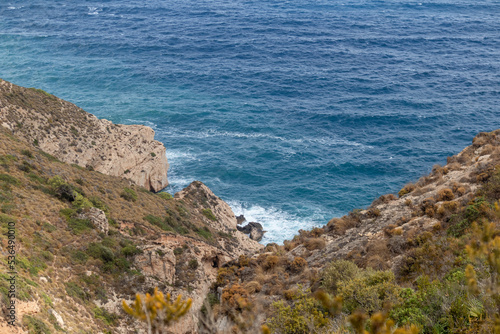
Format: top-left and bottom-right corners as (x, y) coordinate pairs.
(165, 149), (198, 162)
(87, 6), (101, 15)
(228, 200), (326, 244)
(159, 129), (372, 149)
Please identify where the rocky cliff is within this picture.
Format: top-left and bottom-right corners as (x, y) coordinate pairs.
(0, 79), (168, 192)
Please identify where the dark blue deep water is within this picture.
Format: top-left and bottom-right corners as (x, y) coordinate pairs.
(1, 1), (499, 243)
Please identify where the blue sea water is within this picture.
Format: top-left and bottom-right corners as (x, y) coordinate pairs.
(1, 1), (499, 243)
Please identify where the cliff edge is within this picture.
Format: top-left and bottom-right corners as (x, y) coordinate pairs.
(0, 79), (168, 192)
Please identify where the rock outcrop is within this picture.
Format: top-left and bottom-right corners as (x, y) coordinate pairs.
(175, 181), (263, 254)
(76, 207), (109, 235)
(0, 79), (169, 192)
(237, 222), (266, 241)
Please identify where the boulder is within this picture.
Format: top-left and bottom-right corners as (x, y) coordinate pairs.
(76, 207), (108, 235)
(237, 222), (265, 242)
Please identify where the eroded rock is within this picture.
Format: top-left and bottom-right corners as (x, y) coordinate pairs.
(76, 207), (108, 235)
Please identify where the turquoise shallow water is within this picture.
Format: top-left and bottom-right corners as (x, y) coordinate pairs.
(1, 0), (499, 243)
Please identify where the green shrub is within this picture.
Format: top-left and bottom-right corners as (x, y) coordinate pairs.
(70, 250), (89, 264)
(158, 192), (173, 200)
(338, 269), (402, 314)
(39, 151), (59, 162)
(22, 315), (51, 334)
(1, 204), (15, 214)
(28, 172), (46, 184)
(144, 214), (170, 231)
(0, 173), (20, 186)
(72, 192), (93, 210)
(89, 196), (109, 214)
(87, 243), (115, 263)
(93, 307), (118, 325)
(121, 244), (142, 257)
(188, 259), (199, 270)
(68, 217), (94, 234)
(65, 281), (89, 301)
(267, 287), (328, 334)
(21, 149), (33, 158)
(49, 176), (76, 202)
(202, 208), (217, 221)
(196, 227), (212, 240)
(321, 260), (361, 294)
(120, 187), (137, 202)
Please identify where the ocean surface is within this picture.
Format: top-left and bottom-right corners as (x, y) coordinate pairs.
(1, 1), (499, 243)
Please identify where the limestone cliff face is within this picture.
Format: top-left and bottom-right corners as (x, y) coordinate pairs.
(119, 181), (262, 334)
(0, 79), (168, 192)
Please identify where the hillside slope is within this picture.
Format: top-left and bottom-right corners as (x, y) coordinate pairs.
(0, 126), (261, 334)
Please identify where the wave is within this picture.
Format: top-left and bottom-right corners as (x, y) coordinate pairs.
(228, 200), (327, 244)
(165, 149), (199, 162)
(159, 129), (372, 149)
(87, 6), (101, 16)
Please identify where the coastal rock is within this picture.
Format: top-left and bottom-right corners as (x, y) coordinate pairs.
(0, 79), (169, 192)
(249, 226), (265, 242)
(236, 214), (246, 225)
(76, 207), (109, 235)
(237, 222), (266, 241)
(175, 181), (263, 253)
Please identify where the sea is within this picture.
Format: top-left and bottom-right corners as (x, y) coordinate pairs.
(1, 0), (499, 243)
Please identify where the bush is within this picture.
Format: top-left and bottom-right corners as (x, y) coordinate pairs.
(337, 269), (402, 314)
(72, 192), (93, 210)
(70, 250), (88, 264)
(188, 259), (199, 270)
(327, 217), (358, 235)
(221, 284), (250, 311)
(398, 183), (416, 197)
(120, 187), (137, 202)
(21, 149), (33, 158)
(22, 315), (51, 334)
(321, 260), (360, 294)
(202, 208), (217, 221)
(89, 196), (109, 215)
(267, 287), (328, 334)
(436, 188), (454, 201)
(49, 176), (76, 202)
(93, 307), (118, 326)
(121, 244), (142, 257)
(196, 227), (212, 239)
(68, 217), (94, 234)
(65, 281), (89, 301)
(290, 257), (307, 273)
(87, 243), (115, 263)
(262, 255), (280, 270)
(144, 214), (170, 231)
(158, 192), (173, 200)
(304, 237), (326, 251)
(0, 174), (20, 186)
